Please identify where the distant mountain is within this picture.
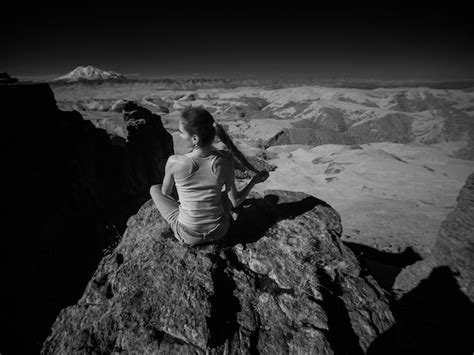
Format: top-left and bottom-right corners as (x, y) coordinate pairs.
(49, 68), (474, 89)
(54, 66), (126, 82)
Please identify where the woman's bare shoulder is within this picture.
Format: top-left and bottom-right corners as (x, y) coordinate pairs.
(172, 154), (190, 165)
(213, 150), (233, 174)
(172, 154), (194, 176)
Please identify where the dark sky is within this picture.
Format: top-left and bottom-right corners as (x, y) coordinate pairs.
(2, 5), (473, 80)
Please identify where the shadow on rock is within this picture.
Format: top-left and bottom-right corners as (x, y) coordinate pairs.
(367, 266), (474, 354)
(211, 193), (331, 247)
(343, 242), (422, 292)
(205, 251), (241, 349)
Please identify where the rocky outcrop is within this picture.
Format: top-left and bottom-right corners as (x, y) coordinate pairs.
(394, 172), (474, 301)
(266, 126), (357, 148)
(42, 190), (394, 354)
(0, 72), (19, 83)
(431, 172), (474, 299)
(2, 80), (173, 354)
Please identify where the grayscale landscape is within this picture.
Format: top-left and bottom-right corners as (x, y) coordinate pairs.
(4, 5), (473, 354)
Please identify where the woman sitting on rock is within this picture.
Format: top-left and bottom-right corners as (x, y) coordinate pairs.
(149, 107), (269, 246)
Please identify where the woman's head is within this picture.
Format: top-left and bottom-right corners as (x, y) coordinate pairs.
(179, 107), (216, 149)
(179, 106), (260, 173)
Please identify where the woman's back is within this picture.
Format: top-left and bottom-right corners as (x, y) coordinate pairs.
(174, 149), (230, 232)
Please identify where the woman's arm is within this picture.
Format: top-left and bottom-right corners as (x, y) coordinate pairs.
(225, 158), (268, 208)
(162, 155), (178, 200)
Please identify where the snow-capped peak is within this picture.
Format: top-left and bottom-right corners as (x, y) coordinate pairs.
(54, 65), (126, 82)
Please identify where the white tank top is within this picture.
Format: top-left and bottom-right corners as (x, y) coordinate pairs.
(175, 151), (227, 232)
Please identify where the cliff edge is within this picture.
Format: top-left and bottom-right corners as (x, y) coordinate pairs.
(2, 78), (173, 354)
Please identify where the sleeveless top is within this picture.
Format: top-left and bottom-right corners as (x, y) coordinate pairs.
(174, 151), (227, 232)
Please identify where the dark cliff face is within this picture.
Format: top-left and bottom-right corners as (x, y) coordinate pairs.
(41, 190), (395, 354)
(2, 81), (173, 354)
(433, 172), (474, 298)
(394, 172), (474, 300)
(373, 172), (474, 354)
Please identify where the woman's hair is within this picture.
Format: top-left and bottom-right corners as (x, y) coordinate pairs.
(180, 107), (260, 173)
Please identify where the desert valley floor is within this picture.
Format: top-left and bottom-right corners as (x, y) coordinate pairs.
(52, 82), (474, 260)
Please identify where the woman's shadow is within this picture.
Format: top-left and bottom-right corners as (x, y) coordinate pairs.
(205, 191), (331, 247)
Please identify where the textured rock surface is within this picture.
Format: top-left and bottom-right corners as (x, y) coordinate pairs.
(2, 81), (173, 354)
(394, 172), (474, 301)
(42, 190), (394, 354)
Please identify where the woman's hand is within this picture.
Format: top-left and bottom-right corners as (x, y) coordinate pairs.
(251, 170), (269, 184)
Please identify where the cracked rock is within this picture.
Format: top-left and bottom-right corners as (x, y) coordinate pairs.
(42, 190), (394, 354)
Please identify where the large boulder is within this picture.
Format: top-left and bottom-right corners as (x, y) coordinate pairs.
(42, 190), (394, 354)
(2, 80), (173, 354)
